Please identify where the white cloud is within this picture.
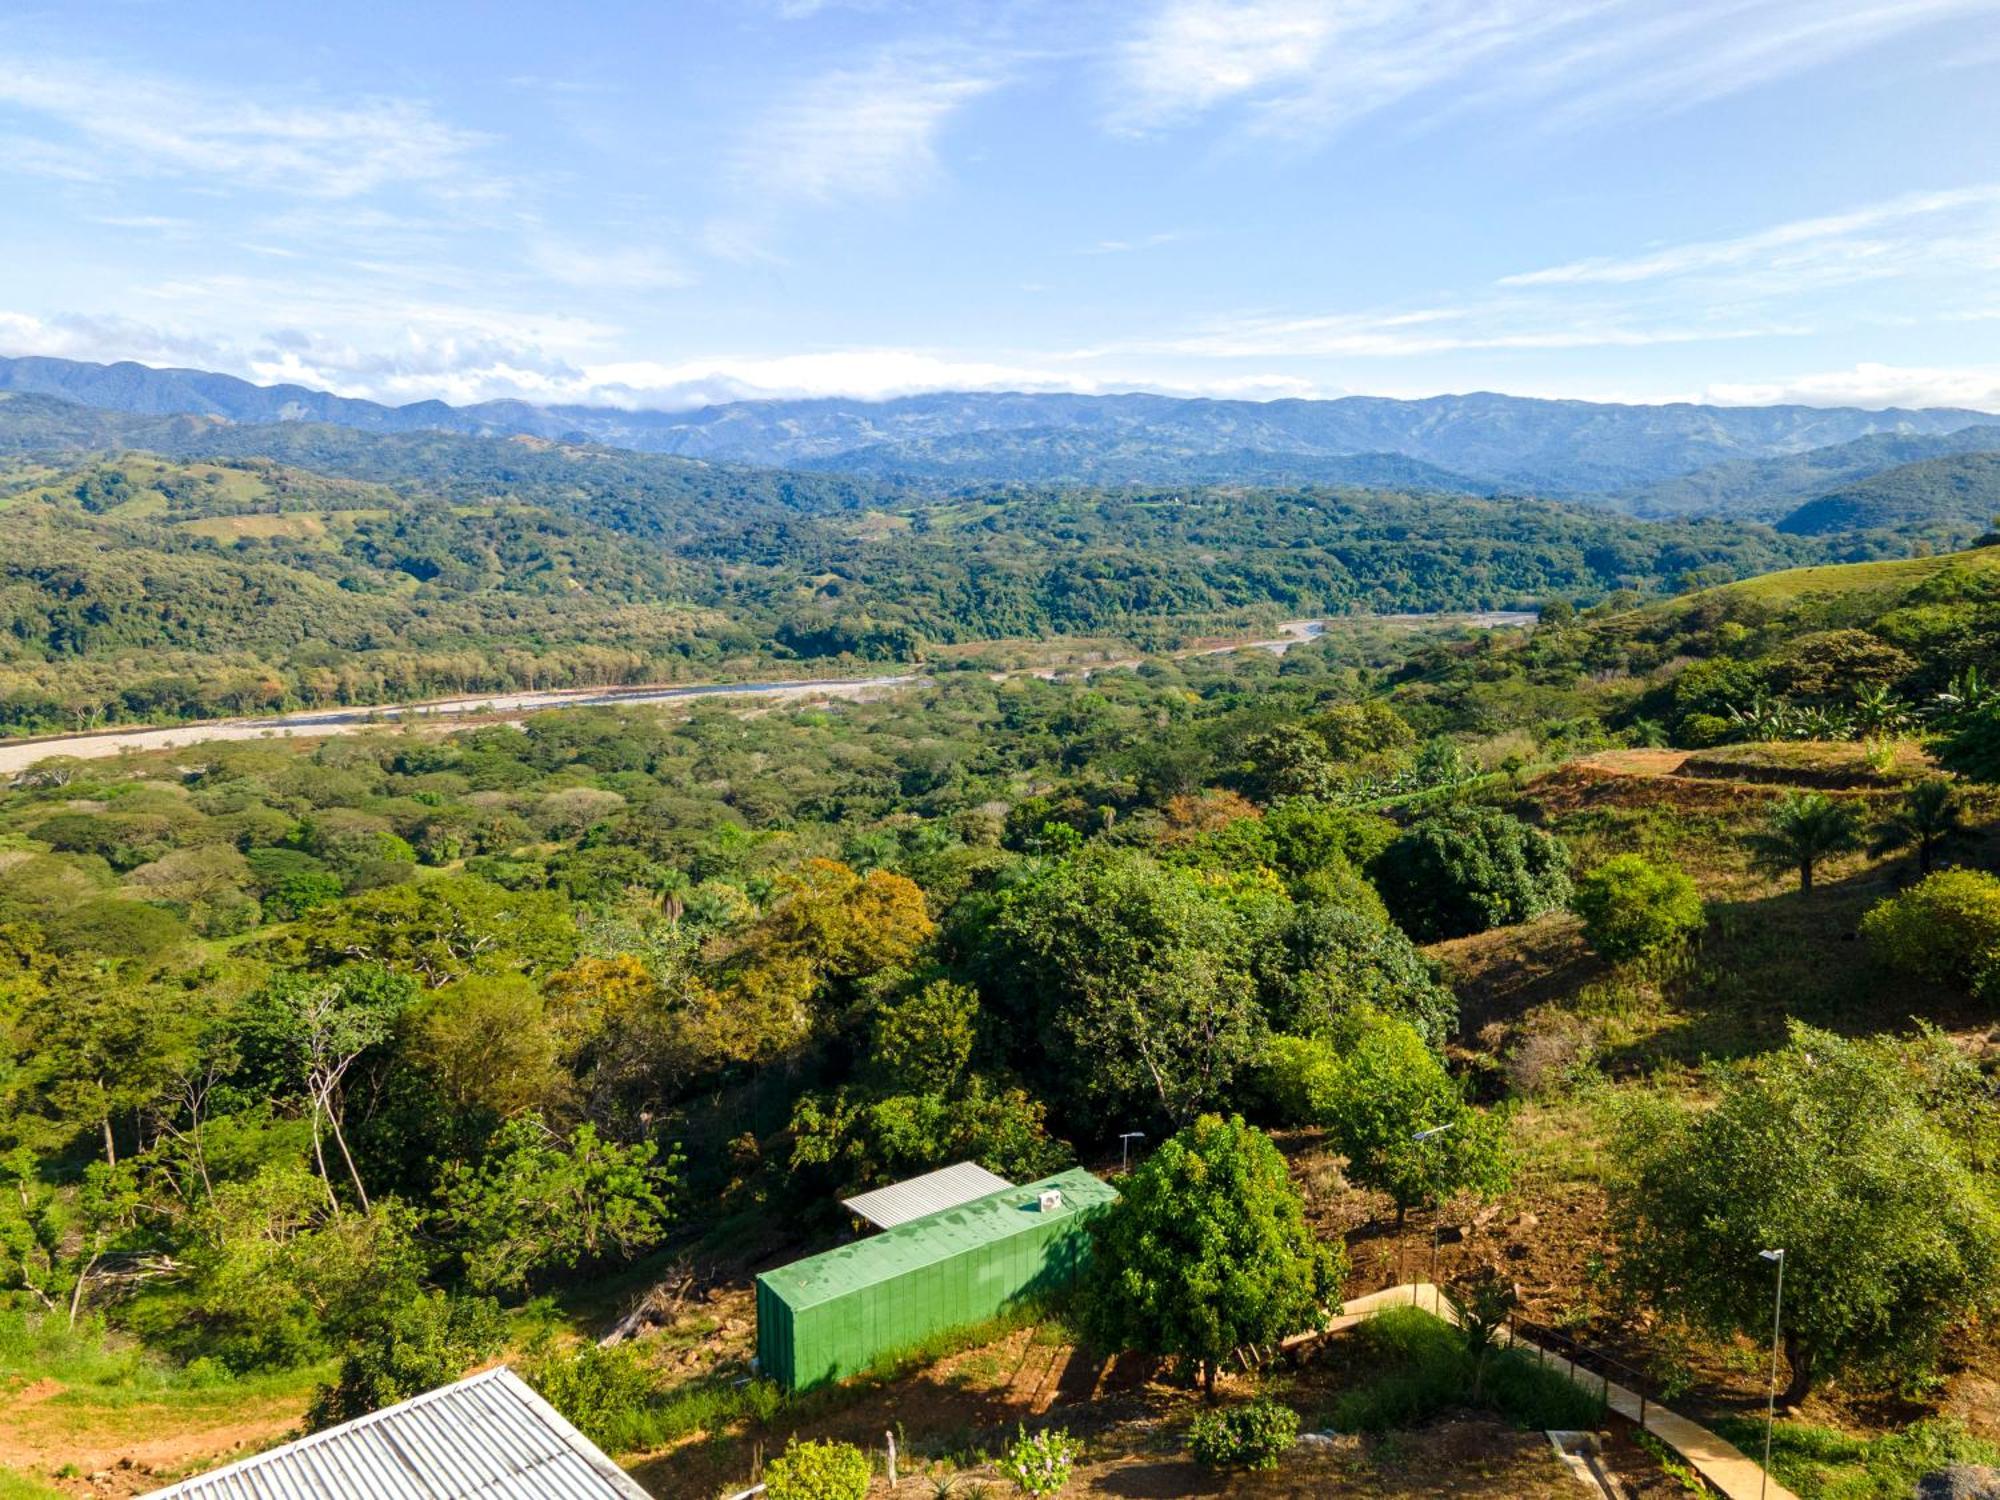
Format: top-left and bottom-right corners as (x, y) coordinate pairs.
(1089, 300), (1799, 361)
(1110, 0), (1998, 140)
(526, 241), (694, 291)
(1703, 363), (2000, 412)
(1503, 186), (2000, 288)
(1080, 230), (1188, 255)
(0, 55), (490, 199)
(729, 51), (998, 207)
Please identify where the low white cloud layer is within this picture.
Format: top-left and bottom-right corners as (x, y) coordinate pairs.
(1704, 363), (2000, 412)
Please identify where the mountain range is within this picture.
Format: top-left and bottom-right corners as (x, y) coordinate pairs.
(3, 353), (1994, 500)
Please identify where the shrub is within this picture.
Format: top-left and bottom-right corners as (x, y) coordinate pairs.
(997, 1425), (1079, 1497)
(764, 1437), (871, 1500)
(1371, 807), (1571, 942)
(1571, 854), (1704, 963)
(307, 1292), (505, 1431)
(1859, 869), (2000, 989)
(1187, 1398), (1299, 1470)
(520, 1341), (657, 1451)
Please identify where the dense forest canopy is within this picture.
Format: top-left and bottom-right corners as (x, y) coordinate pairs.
(0, 392), (1965, 735)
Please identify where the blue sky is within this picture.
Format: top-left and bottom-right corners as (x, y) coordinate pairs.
(2, 0), (1998, 411)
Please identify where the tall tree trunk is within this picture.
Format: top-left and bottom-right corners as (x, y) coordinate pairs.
(1202, 1359), (1217, 1400)
(68, 1253), (99, 1331)
(1799, 859), (1813, 896)
(1780, 1331), (1813, 1407)
(326, 1108), (371, 1213)
(308, 1106), (341, 1216)
(100, 1114), (116, 1168)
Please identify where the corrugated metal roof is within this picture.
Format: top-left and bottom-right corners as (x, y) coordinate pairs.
(840, 1161), (1013, 1229)
(140, 1367), (654, 1500)
(763, 1168), (1119, 1311)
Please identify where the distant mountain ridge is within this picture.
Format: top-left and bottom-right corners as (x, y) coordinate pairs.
(1, 353), (1989, 495)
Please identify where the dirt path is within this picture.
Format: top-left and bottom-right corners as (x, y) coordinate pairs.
(0, 1381), (306, 1496)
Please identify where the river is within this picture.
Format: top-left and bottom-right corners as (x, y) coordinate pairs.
(0, 610), (1539, 776)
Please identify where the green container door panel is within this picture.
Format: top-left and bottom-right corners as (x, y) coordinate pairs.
(755, 1169), (1118, 1390)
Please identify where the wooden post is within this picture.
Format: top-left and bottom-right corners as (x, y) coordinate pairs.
(886, 1430), (897, 1489)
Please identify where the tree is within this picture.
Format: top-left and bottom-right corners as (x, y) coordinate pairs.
(1935, 699), (2000, 782)
(1371, 808), (1571, 942)
(288, 875), (577, 988)
(438, 1113), (675, 1295)
(1082, 1114), (1343, 1396)
(1746, 793), (1862, 895)
(1870, 778), (1963, 876)
(788, 1075), (1067, 1194)
(405, 974), (563, 1129)
(1264, 904), (1458, 1048)
(1610, 1025), (2000, 1404)
(865, 977), (979, 1093)
(1240, 726), (1342, 801)
(979, 850), (1277, 1125)
(1570, 855), (1704, 963)
(235, 967), (416, 1212)
(1268, 1010), (1512, 1222)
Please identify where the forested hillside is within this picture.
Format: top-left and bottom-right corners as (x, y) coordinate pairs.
(2, 569), (1996, 1498)
(1776, 452), (2000, 537)
(0, 407), (1861, 734)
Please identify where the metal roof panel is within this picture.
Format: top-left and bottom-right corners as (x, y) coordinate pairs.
(140, 1368), (652, 1500)
(839, 1161), (1013, 1229)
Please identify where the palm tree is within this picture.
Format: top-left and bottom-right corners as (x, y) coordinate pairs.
(1748, 792), (1862, 895)
(1870, 778), (1962, 875)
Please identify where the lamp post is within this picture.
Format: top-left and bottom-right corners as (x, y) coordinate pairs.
(1759, 1249), (1786, 1500)
(1411, 1123), (1456, 1307)
(1118, 1132), (1145, 1173)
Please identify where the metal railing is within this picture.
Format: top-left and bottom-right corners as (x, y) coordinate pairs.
(1507, 1310), (1659, 1436)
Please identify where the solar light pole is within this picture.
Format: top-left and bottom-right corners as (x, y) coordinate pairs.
(1412, 1123), (1456, 1307)
(1119, 1132), (1145, 1172)
(1759, 1249), (1786, 1500)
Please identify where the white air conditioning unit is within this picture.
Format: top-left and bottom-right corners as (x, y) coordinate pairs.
(1039, 1188), (1063, 1213)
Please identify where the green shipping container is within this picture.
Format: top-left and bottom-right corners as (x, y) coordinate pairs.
(756, 1168), (1119, 1391)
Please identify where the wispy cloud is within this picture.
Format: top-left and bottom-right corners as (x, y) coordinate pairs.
(1080, 230), (1188, 255)
(1108, 303), (1796, 360)
(526, 240), (694, 291)
(1503, 186), (2000, 288)
(728, 50), (999, 207)
(1110, 0), (1997, 141)
(0, 55), (491, 199)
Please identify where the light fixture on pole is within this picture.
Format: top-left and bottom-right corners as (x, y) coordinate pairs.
(1410, 1123), (1456, 1305)
(1118, 1132), (1145, 1172)
(1758, 1248), (1786, 1500)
